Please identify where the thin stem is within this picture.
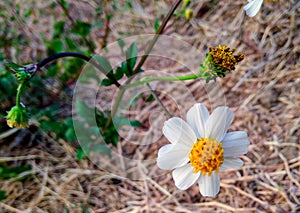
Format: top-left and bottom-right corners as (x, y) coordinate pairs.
(132, 0), (182, 75)
(146, 83), (172, 118)
(37, 52), (120, 87)
(105, 0), (182, 129)
(15, 83), (24, 108)
(57, 0), (94, 53)
(124, 73), (200, 89)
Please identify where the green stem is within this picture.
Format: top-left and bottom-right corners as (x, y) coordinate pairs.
(146, 83), (172, 118)
(132, 0), (182, 75)
(15, 83), (24, 108)
(124, 73), (200, 89)
(104, 0), (183, 130)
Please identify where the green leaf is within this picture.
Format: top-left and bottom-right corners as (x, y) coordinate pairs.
(47, 39), (64, 54)
(78, 67), (100, 84)
(130, 120), (142, 127)
(114, 66), (124, 80)
(101, 78), (113, 86)
(75, 100), (94, 124)
(117, 38), (125, 54)
(5, 62), (22, 71)
(76, 148), (88, 160)
(0, 165), (31, 180)
(145, 94), (154, 102)
(93, 21), (104, 28)
(65, 128), (76, 142)
(92, 55), (113, 75)
(0, 190), (7, 201)
(126, 42), (138, 71)
(60, 0), (69, 9)
(72, 21), (92, 37)
(64, 36), (77, 50)
(121, 61), (130, 77)
(92, 143), (111, 156)
(154, 18), (160, 31)
(53, 21), (65, 38)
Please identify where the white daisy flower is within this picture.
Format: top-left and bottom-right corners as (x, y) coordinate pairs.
(243, 0), (263, 17)
(157, 103), (250, 197)
(243, 0), (278, 17)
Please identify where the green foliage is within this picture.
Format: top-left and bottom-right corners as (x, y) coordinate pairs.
(0, 164), (31, 180)
(101, 41), (141, 86)
(71, 21), (92, 37)
(0, 190), (7, 201)
(154, 18), (160, 31)
(0, 65), (17, 102)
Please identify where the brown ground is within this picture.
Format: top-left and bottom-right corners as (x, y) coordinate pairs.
(0, 0), (299, 212)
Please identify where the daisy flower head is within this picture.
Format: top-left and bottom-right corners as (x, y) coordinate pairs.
(243, 0), (279, 18)
(157, 103), (250, 197)
(200, 45), (244, 82)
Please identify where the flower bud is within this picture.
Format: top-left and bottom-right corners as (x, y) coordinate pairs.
(185, 9), (194, 20)
(6, 105), (29, 128)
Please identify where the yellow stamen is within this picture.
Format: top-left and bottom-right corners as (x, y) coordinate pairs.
(189, 138), (224, 176)
(209, 45), (244, 71)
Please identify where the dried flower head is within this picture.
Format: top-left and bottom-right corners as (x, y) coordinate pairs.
(199, 45), (244, 82)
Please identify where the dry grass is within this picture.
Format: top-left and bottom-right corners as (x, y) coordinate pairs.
(0, 0), (300, 212)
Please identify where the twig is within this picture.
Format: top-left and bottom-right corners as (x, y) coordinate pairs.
(0, 155), (39, 162)
(56, 0), (94, 53)
(132, 0), (182, 75)
(106, 0), (182, 128)
(37, 52), (120, 87)
(146, 83), (172, 118)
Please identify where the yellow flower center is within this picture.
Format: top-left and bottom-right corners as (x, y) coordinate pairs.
(209, 45), (244, 71)
(189, 138), (224, 176)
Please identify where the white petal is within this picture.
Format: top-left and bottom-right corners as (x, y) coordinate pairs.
(172, 164), (200, 190)
(157, 144), (173, 157)
(222, 131), (250, 157)
(220, 157), (244, 170)
(163, 117), (197, 148)
(205, 106), (234, 142)
(157, 143), (190, 170)
(243, 0), (263, 18)
(186, 103), (209, 139)
(198, 171), (220, 197)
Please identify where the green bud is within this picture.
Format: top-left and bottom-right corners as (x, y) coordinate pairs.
(6, 105), (29, 128)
